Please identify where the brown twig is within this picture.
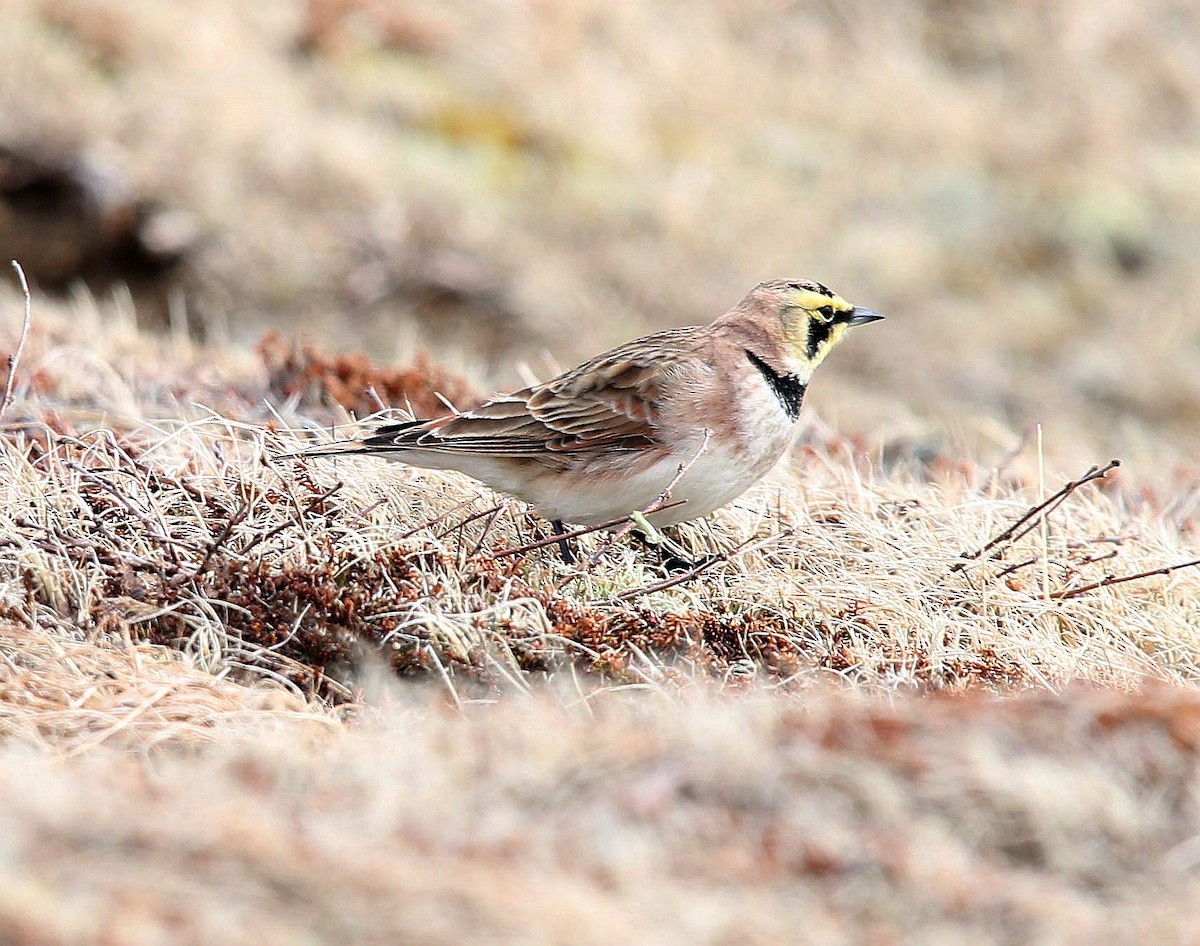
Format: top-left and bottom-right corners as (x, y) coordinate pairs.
(66, 463), (191, 562)
(442, 502), (508, 567)
(607, 527), (797, 603)
(241, 482), (343, 554)
(173, 499), (253, 585)
(1074, 549), (1120, 569)
(12, 516), (169, 573)
(995, 548), (1119, 584)
(983, 426), (1036, 491)
(490, 501), (688, 559)
(3, 261), (32, 418)
(466, 503), (508, 559)
(399, 496), (478, 540)
(993, 556), (1038, 579)
(66, 462), (199, 562)
(1051, 557), (1200, 600)
(951, 459), (1120, 572)
(1066, 534), (1130, 549)
(344, 497), (387, 530)
(434, 502), (505, 542)
(610, 554), (727, 601)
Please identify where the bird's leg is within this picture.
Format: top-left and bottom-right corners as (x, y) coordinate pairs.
(630, 523), (716, 574)
(550, 519), (577, 565)
(629, 511), (663, 546)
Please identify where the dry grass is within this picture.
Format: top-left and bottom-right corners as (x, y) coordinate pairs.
(3, 681), (1200, 944)
(2, 287), (1199, 704)
(3, 2), (1200, 941)
(2, 0), (1200, 461)
(0, 286), (1197, 941)
(0, 621), (334, 754)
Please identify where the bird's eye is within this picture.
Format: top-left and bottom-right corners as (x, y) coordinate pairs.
(816, 305), (835, 322)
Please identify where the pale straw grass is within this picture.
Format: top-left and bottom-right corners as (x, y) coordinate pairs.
(1, 243), (1200, 946)
(0, 284), (1198, 714)
(2, 686), (1200, 944)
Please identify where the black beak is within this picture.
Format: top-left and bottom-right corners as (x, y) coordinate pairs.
(847, 307), (885, 326)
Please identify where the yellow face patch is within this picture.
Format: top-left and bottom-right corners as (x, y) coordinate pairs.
(784, 287), (854, 320)
(779, 290), (855, 375)
(764, 279), (882, 378)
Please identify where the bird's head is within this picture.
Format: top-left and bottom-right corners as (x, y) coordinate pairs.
(746, 279), (884, 380)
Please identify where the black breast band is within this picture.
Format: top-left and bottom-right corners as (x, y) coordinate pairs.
(745, 350), (806, 421)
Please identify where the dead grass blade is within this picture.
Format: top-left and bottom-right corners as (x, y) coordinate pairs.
(2, 261), (32, 419)
(952, 459), (1121, 572)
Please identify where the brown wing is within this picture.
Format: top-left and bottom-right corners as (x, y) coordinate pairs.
(360, 327), (703, 461)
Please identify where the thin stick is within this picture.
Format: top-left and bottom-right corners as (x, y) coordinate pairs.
(65, 462), (197, 560)
(399, 496), (478, 539)
(609, 527), (796, 603)
(241, 482), (342, 554)
(1037, 425), (1050, 600)
(175, 499), (253, 584)
(1052, 557), (1200, 600)
(490, 501), (688, 559)
(1074, 549), (1119, 569)
(993, 556), (1038, 579)
(344, 497), (387, 529)
(1004, 460), (1120, 549)
(3, 261), (32, 418)
(983, 426), (1035, 493)
(951, 459), (1120, 572)
(610, 551), (729, 601)
(468, 503), (509, 558)
(433, 502), (505, 541)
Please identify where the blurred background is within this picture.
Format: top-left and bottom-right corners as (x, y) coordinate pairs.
(1, 0), (1198, 463)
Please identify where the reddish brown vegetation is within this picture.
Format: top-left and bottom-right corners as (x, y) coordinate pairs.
(259, 331), (482, 420)
(3, 419), (1039, 704)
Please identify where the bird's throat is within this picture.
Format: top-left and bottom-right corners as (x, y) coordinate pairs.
(745, 349), (806, 421)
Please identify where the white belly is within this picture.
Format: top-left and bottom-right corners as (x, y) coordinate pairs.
(531, 427), (795, 527)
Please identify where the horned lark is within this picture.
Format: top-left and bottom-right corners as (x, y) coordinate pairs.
(305, 279), (882, 532)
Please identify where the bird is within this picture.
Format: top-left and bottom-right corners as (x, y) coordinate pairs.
(301, 279), (882, 549)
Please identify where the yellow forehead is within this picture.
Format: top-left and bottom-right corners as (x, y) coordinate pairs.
(786, 287), (853, 312)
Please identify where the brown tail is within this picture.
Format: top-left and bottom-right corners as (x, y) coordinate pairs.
(275, 419), (429, 462)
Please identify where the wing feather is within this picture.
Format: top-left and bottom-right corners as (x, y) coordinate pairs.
(356, 327), (704, 464)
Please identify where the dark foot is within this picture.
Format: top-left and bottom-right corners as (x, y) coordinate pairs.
(658, 549), (720, 574)
(551, 519), (577, 565)
(632, 530), (715, 573)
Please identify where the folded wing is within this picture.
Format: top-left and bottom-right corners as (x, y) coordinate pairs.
(360, 328), (701, 463)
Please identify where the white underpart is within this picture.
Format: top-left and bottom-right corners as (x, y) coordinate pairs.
(538, 448), (744, 527)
